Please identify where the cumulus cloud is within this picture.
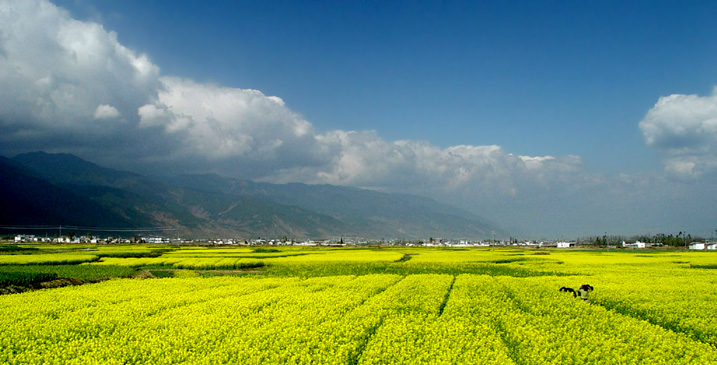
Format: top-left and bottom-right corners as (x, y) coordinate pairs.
(640, 89), (717, 177)
(138, 77), (322, 166)
(93, 104), (120, 119)
(0, 0), (330, 177)
(0, 0), (582, 194)
(259, 129), (587, 211)
(4, 2), (567, 187)
(0, 0), (159, 157)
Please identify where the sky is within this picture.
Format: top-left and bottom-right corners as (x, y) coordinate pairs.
(1, 0), (716, 238)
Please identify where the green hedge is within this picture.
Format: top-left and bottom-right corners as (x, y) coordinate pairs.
(0, 271), (58, 287)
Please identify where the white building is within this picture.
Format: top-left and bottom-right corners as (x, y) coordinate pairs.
(622, 241), (646, 249)
(689, 243), (706, 250)
(14, 235), (36, 242)
(557, 242), (575, 248)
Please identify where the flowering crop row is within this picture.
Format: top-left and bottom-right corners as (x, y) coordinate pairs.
(588, 267), (717, 347)
(487, 275), (717, 364)
(353, 273), (717, 364)
(2, 272), (716, 363)
(88, 256), (266, 269)
(86, 248), (403, 271)
(1, 247), (715, 363)
(0, 253), (99, 265)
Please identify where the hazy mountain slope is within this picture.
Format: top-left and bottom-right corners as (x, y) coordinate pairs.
(12, 152), (165, 197)
(0, 157), (139, 230)
(6, 152), (506, 239)
(7, 153), (357, 238)
(168, 187), (353, 238)
(11, 152), (205, 235)
(176, 174), (505, 238)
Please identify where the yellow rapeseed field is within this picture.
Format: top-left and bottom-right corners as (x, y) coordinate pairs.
(0, 245), (715, 364)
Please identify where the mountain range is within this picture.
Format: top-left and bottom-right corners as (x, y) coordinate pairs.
(0, 152), (505, 240)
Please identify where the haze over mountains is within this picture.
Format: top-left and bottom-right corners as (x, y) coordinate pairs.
(1, 152), (504, 240)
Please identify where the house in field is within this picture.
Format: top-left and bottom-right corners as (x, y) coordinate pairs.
(689, 243), (706, 250)
(556, 241), (575, 248)
(622, 241), (646, 249)
(14, 235), (36, 243)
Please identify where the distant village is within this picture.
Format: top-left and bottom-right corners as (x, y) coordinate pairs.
(7, 234), (717, 250)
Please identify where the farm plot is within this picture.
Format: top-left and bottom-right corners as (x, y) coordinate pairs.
(0, 246), (716, 364)
(2, 272), (716, 364)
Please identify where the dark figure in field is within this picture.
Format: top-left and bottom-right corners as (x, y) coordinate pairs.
(559, 287), (577, 298)
(578, 284), (594, 303)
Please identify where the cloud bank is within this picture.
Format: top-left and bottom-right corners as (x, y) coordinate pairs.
(639, 89), (717, 178)
(0, 0), (573, 193)
(1, 0), (714, 236)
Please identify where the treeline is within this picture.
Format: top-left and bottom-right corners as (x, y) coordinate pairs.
(639, 233), (697, 246)
(580, 232), (708, 247)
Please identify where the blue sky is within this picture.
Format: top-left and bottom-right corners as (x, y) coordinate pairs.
(58, 0), (717, 173)
(2, 0), (717, 237)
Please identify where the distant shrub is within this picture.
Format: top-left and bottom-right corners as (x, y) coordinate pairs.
(149, 270), (174, 278)
(263, 262), (563, 278)
(252, 248), (281, 253)
(0, 265), (135, 282)
(0, 271), (58, 287)
(173, 270), (200, 278)
(0, 245), (38, 253)
(97, 251), (164, 259)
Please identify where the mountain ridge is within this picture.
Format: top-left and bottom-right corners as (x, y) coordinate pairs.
(2, 152), (506, 239)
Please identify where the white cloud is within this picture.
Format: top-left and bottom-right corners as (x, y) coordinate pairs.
(639, 89), (717, 177)
(0, 0), (585, 195)
(267, 131), (584, 203)
(138, 77), (320, 163)
(93, 104), (120, 119)
(0, 0), (159, 155)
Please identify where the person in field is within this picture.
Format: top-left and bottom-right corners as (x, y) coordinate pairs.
(559, 284), (593, 302)
(578, 284), (594, 302)
(559, 286), (577, 297)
